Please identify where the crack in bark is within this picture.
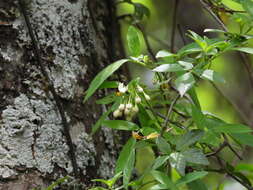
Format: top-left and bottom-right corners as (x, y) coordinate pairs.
(17, 0), (79, 178)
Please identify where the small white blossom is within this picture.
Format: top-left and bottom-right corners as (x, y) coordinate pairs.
(144, 93), (151, 101)
(137, 85), (144, 92)
(124, 108), (131, 115)
(118, 83), (128, 93)
(135, 96), (141, 103)
(113, 109), (122, 118)
(132, 105), (139, 113)
(126, 103), (133, 109)
(118, 104), (125, 111)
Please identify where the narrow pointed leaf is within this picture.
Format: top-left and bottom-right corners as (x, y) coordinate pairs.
(153, 64), (184, 72)
(84, 59), (129, 102)
(176, 171), (208, 186)
(102, 120), (139, 131)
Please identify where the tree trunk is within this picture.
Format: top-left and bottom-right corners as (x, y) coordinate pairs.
(0, 0), (124, 189)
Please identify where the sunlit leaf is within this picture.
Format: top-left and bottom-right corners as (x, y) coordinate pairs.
(175, 72), (195, 97)
(169, 152), (186, 176)
(127, 26), (142, 56)
(200, 70), (225, 83)
(153, 64), (184, 72)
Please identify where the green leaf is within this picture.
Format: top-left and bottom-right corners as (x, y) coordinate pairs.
(242, 0), (253, 17)
(187, 179), (208, 190)
(152, 155), (170, 170)
(200, 70), (225, 83)
(200, 130), (221, 147)
(176, 171), (208, 186)
(231, 133), (253, 147)
(91, 100), (120, 135)
(182, 148), (209, 165)
(99, 81), (119, 89)
(96, 93), (118, 105)
(44, 176), (69, 190)
(156, 137), (171, 154)
(134, 3), (150, 19)
(156, 50), (175, 58)
(233, 47), (253, 54)
(188, 88), (201, 109)
(127, 26), (141, 56)
(169, 152), (186, 176)
(178, 61), (193, 70)
(176, 130), (204, 151)
(178, 43), (202, 56)
(116, 138), (136, 173)
(102, 120), (139, 131)
(212, 124), (252, 134)
(149, 184), (168, 190)
(188, 30), (207, 50)
(123, 149), (136, 187)
(88, 187), (107, 190)
(153, 64), (184, 72)
(191, 105), (205, 129)
(175, 72), (195, 97)
(84, 59), (129, 102)
(151, 170), (179, 190)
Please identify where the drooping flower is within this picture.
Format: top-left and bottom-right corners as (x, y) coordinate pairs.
(113, 109), (122, 118)
(135, 96), (141, 103)
(118, 82), (128, 93)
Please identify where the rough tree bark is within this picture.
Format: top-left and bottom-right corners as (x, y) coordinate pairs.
(0, 0), (124, 189)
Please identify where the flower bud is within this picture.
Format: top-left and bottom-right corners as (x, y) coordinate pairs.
(113, 109), (122, 118)
(118, 104), (125, 111)
(135, 96), (141, 103)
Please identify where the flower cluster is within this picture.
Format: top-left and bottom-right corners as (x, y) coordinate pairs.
(113, 82), (151, 121)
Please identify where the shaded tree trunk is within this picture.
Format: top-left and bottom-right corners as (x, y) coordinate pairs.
(0, 0), (124, 189)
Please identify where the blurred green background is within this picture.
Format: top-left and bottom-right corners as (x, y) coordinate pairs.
(117, 0), (253, 189)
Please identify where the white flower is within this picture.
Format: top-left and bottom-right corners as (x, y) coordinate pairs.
(137, 85), (144, 92)
(132, 105), (139, 113)
(118, 82), (128, 93)
(144, 93), (151, 101)
(126, 103), (133, 109)
(124, 108), (131, 115)
(113, 109), (122, 118)
(118, 104), (125, 111)
(135, 96), (141, 103)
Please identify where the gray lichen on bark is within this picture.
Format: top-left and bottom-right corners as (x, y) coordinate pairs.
(0, 0), (121, 186)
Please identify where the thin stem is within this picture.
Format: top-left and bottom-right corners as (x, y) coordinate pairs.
(170, 0), (180, 53)
(161, 94), (180, 136)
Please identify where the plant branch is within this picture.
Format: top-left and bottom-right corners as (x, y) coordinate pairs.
(161, 94), (180, 136)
